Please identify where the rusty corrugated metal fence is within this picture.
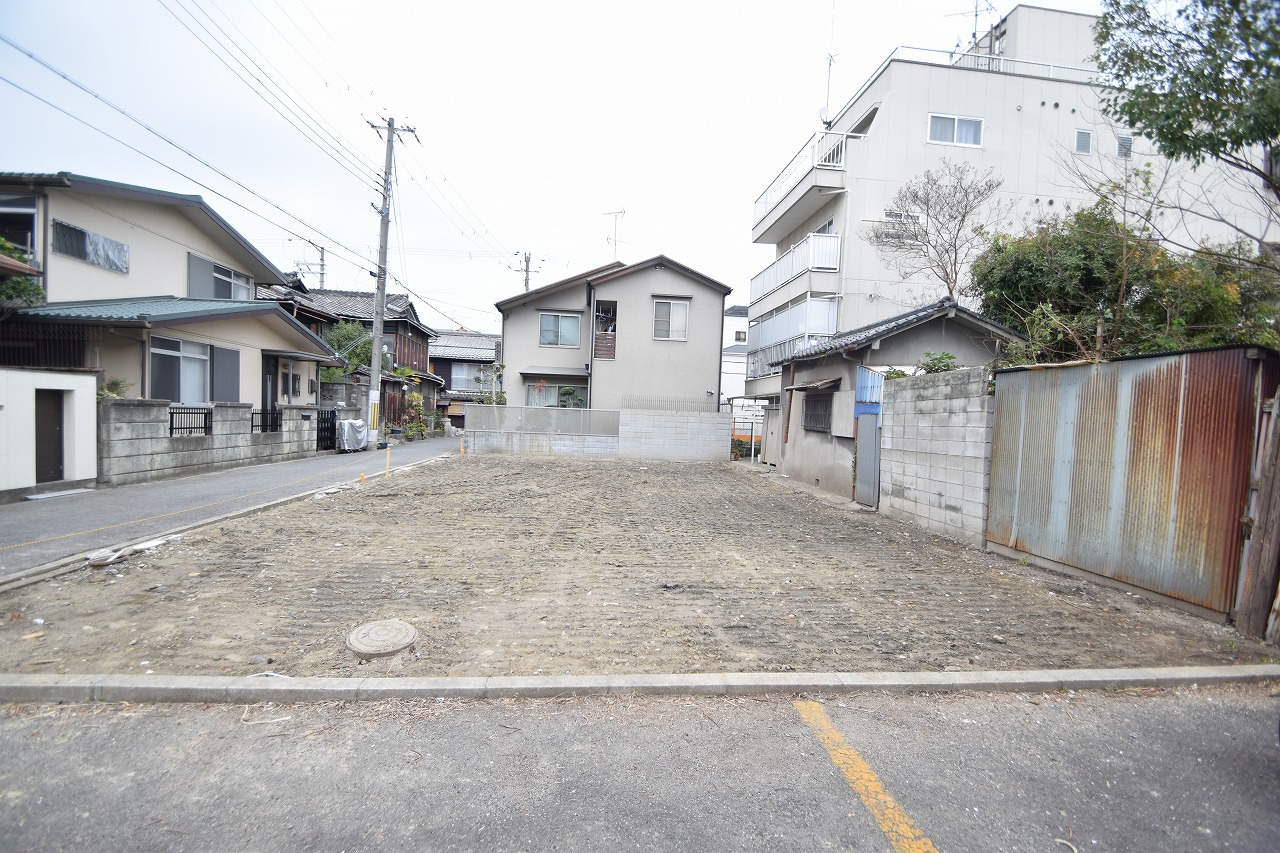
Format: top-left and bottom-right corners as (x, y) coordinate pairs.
(988, 348), (1279, 614)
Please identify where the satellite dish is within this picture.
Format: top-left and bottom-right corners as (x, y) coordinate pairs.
(818, 107), (829, 123)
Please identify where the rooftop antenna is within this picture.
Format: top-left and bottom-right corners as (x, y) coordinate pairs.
(946, 0), (997, 53)
(822, 0), (837, 128)
(603, 209), (625, 261)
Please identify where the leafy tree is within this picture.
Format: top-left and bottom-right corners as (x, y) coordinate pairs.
(969, 205), (1280, 363)
(1094, 0), (1280, 270)
(866, 159), (1011, 299)
(319, 320), (388, 381)
(0, 237), (45, 321)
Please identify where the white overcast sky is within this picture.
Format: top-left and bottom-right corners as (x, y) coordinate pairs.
(1, 0), (1100, 333)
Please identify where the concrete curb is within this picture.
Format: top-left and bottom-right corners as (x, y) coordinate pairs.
(2, 664), (1276, 705)
(0, 452), (454, 595)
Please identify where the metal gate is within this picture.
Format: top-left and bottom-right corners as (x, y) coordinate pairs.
(316, 409), (337, 451)
(854, 413), (880, 507)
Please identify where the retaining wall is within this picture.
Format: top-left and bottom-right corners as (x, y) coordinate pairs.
(98, 400), (320, 486)
(879, 368), (993, 546)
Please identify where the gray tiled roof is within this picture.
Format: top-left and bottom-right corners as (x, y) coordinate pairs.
(20, 296), (278, 322)
(724, 304), (749, 317)
(432, 332), (500, 361)
(300, 289), (418, 322)
(778, 298), (1023, 365)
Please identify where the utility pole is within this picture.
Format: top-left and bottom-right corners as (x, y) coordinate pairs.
(521, 251), (531, 291)
(512, 251), (540, 292)
(291, 238), (326, 289)
(366, 116), (414, 448)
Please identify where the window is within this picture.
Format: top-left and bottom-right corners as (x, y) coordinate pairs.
(1074, 130), (1093, 155)
(814, 218), (835, 235)
(883, 210), (921, 224)
(928, 114), (983, 146)
(52, 220), (129, 273)
(653, 299), (689, 340)
(1117, 135), (1134, 160)
(539, 313), (581, 347)
(0, 195), (37, 254)
(802, 393), (833, 432)
(188, 253), (252, 300)
(150, 335), (239, 403)
(452, 362), (485, 390)
(526, 382), (586, 408)
(734, 330), (747, 342)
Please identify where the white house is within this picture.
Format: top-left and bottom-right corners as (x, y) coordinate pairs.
(496, 256), (730, 411)
(744, 4), (1276, 402)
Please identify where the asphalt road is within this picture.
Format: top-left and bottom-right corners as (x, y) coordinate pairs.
(0, 436), (459, 580)
(1, 685), (1277, 852)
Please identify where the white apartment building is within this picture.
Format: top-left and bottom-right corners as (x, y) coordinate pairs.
(745, 4), (1274, 400)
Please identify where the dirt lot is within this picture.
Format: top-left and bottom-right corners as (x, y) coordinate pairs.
(0, 455), (1271, 678)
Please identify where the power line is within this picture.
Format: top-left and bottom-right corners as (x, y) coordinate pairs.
(0, 73), (378, 274)
(0, 39), (375, 272)
(156, 0), (382, 193)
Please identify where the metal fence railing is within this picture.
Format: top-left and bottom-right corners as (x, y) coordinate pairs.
(252, 409), (282, 433)
(619, 395), (718, 413)
(169, 406), (212, 436)
(464, 404), (620, 436)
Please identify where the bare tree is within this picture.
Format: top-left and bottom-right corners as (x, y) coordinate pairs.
(866, 159), (1011, 299)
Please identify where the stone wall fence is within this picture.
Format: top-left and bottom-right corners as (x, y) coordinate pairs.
(879, 367), (994, 546)
(98, 399), (320, 486)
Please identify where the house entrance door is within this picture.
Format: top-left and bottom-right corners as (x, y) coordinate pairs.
(34, 389), (64, 483)
(261, 356), (278, 412)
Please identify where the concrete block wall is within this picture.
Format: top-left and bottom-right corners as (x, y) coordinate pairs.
(465, 431), (620, 457)
(464, 409), (731, 462)
(880, 368), (993, 546)
(99, 400), (320, 486)
(619, 410), (731, 462)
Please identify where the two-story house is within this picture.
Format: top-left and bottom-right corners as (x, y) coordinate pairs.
(291, 289), (443, 427)
(496, 256), (730, 411)
(745, 4), (1276, 402)
(428, 330), (501, 427)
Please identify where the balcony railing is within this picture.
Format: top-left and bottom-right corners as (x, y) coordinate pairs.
(892, 45), (1095, 83)
(750, 233), (841, 304)
(754, 132), (855, 226)
(746, 299), (839, 379)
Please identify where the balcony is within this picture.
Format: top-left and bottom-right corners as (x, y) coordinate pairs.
(752, 132), (858, 245)
(750, 233), (841, 310)
(746, 298), (839, 380)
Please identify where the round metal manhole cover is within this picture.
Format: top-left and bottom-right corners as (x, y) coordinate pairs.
(346, 619), (419, 660)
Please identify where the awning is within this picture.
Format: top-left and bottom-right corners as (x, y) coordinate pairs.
(520, 365), (590, 378)
(783, 377), (842, 392)
(0, 254), (43, 277)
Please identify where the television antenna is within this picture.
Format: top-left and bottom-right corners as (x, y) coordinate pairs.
(603, 209), (625, 261)
(947, 0), (997, 53)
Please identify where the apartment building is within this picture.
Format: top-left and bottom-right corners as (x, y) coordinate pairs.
(744, 4), (1272, 400)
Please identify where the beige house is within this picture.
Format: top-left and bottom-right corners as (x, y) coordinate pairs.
(496, 257), (730, 411)
(0, 172), (338, 409)
(0, 172), (338, 495)
(746, 4), (1277, 401)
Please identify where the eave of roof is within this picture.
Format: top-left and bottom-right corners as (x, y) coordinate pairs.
(0, 172), (289, 287)
(495, 262), (625, 311)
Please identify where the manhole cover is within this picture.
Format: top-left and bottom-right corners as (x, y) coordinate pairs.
(346, 618), (419, 660)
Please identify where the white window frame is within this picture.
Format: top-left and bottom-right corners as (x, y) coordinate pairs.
(927, 113), (984, 147)
(214, 263), (252, 300)
(149, 335), (210, 404)
(653, 299), (689, 341)
(1074, 129), (1093, 155)
(538, 312), (581, 348)
(1117, 135), (1134, 160)
(526, 382), (587, 408)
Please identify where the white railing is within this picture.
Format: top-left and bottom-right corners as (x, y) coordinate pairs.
(892, 46), (1095, 83)
(753, 132), (856, 225)
(745, 299), (839, 379)
(750, 233), (841, 304)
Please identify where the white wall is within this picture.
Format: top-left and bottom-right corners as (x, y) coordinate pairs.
(0, 368), (98, 493)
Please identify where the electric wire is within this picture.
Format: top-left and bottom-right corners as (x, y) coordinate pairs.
(0, 73), (378, 276)
(197, 0), (381, 179)
(0, 43), (375, 274)
(156, 0), (382, 193)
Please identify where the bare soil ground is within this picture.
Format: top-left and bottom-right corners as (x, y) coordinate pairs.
(0, 456), (1270, 678)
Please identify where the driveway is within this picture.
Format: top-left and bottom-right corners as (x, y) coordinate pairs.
(0, 455), (1266, 677)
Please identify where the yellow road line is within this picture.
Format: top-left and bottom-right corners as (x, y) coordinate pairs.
(794, 700), (939, 853)
(1, 453), (380, 552)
